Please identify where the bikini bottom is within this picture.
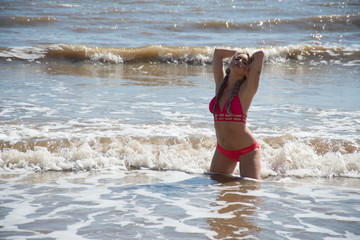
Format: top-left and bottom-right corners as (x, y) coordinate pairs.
(217, 141), (259, 162)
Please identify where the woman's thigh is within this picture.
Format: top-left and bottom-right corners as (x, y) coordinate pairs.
(239, 149), (261, 179)
(210, 148), (237, 175)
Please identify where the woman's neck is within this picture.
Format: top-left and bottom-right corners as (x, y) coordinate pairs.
(228, 72), (245, 88)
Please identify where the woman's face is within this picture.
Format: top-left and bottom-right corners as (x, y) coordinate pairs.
(230, 53), (249, 75)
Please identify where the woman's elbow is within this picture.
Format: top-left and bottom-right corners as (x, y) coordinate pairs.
(254, 50), (265, 59)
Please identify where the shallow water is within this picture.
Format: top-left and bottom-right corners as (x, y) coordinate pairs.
(1, 60), (359, 177)
(1, 171), (359, 239)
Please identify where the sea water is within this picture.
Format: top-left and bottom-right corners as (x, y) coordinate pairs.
(1, 0), (359, 239)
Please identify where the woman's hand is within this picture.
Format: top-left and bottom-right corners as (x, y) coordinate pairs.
(213, 48), (238, 84)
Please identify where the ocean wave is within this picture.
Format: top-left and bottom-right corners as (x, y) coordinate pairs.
(193, 20), (244, 30)
(0, 135), (359, 178)
(0, 44), (213, 64)
(1, 44), (359, 65)
(171, 14), (360, 32)
(249, 14), (360, 32)
(0, 16), (57, 27)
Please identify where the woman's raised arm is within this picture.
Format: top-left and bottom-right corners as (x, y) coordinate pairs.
(244, 50), (265, 95)
(212, 48), (237, 83)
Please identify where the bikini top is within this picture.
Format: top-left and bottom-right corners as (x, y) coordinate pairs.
(209, 95), (247, 123)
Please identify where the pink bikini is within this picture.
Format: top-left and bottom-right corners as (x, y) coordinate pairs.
(209, 95), (259, 162)
(209, 95), (247, 123)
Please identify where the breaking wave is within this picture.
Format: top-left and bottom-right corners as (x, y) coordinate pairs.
(1, 133), (359, 178)
(1, 44), (359, 66)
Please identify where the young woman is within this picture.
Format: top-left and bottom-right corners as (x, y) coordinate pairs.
(209, 48), (265, 179)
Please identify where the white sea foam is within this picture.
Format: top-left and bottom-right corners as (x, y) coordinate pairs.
(1, 126), (359, 178)
(56, 4), (81, 8)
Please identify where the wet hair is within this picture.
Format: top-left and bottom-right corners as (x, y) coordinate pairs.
(213, 52), (250, 115)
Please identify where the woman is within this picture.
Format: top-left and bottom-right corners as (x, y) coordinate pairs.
(209, 48), (265, 179)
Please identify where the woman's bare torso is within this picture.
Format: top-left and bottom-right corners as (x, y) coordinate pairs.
(214, 86), (256, 150)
